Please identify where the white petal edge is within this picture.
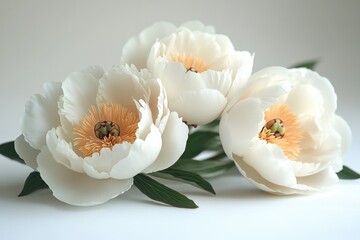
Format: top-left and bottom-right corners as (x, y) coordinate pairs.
(143, 112), (188, 173)
(37, 146), (133, 206)
(14, 135), (39, 170)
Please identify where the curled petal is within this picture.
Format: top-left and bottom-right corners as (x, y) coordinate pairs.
(288, 68), (337, 128)
(333, 115), (352, 156)
(220, 98), (264, 157)
(14, 134), (39, 170)
(37, 146), (133, 206)
(46, 128), (84, 173)
(83, 143), (132, 179)
(242, 139), (297, 187)
(144, 112), (188, 173)
(110, 125), (162, 179)
(60, 70), (100, 125)
(234, 155), (318, 194)
(22, 82), (62, 149)
(170, 89), (227, 125)
(296, 167), (339, 191)
(97, 66), (148, 113)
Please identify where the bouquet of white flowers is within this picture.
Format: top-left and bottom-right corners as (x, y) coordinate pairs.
(0, 21), (357, 208)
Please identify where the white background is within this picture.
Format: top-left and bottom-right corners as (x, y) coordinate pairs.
(0, 1), (359, 239)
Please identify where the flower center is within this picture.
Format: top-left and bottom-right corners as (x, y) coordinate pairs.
(73, 103), (139, 157)
(264, 118), (285, 139)
(94, 121), (120, 139)
(170, 53), (209, 73)
(259, 104), (303, 160)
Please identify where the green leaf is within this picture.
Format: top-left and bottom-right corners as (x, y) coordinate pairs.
(134, 174), (198, 209)
(18, 171), (48, 197)
(199, 119), (220, 130)
(290, 60), (319, 70)
(181, 131), (219, 159)
(337, 166), (360, 180)
(153, 168), (215, 194)
(172, 158), (235, 178)
(0, 141), (25, 164)
(207, 152), (227, 161)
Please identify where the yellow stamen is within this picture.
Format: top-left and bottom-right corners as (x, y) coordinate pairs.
(170, 53), (209, 73)
(73, 103), (139, 157)
(259, 104), (303, 160)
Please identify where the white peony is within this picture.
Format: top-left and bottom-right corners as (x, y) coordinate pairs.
(121, 21), (253, 125)
(15, 65), (189, 206)
(220, 67), (352, 194)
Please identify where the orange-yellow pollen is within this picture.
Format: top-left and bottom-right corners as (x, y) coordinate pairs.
(73, 103), (139, 157)
(170, 53), (209, 73)
(259, 104), (304, 160)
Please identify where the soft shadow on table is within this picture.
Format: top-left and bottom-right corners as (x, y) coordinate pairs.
(0, 179), (167, 211)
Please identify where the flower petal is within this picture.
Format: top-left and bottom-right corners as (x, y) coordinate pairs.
(136, 99), (154, 140)
(60, 69), (101, 125)
(170, 89), (227, 125)
(288, 68), (337, 128)
(148, 56), (187, 101)
(83, 142), (132, 179)
(333, 115), (352, 156)
(234, 155), (317, 194)
(242, 139), (297, 187)
(21, 82), (62, 149)
(121, 22), (176, 69)
(297, 128), (342, 170)
(37, 146), (133, 206)
(221, 98), (264, 157)
(197, 69), (232, 96)
(46, 128), (84, 173)
(296, 167), (339, 191)
(285, 84), (324, 118)
(219, 113), (233, 159)
(143, 112), (188, 173)
(97, 66), (147, 114)
(160, 28), (234, 70)
(225, 52), (254, 107)
(225, 66), (290, 112)
(14, 134), (39, 170)
(290, 161), (321, 177)
(110, 125), (162, 179)
(147, 78), (169, 133)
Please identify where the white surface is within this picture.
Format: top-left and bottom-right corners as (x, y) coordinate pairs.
(1, 1), (359, 239)
(1, 157), (360, 240)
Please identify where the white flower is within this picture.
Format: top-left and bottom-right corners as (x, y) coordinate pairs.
(14, 65), (189, 206)
(220, 67), (352, 194)
(121, 21), (253, 125)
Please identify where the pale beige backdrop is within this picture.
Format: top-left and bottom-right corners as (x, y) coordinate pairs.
(0, 0), (359, 168)
(1, 1), (360, 240)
